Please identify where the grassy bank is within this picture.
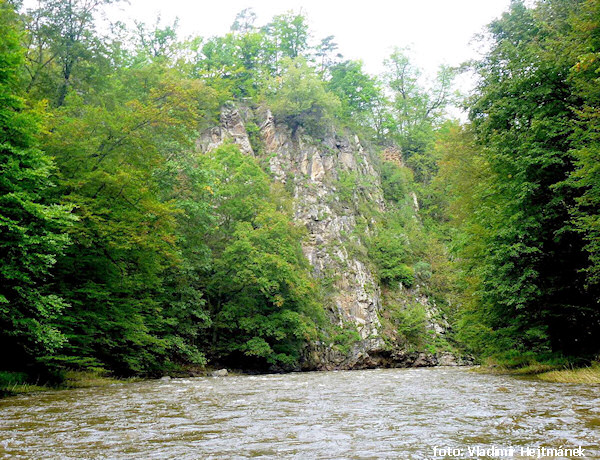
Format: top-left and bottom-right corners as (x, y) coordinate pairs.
(0, 364), (219, 398)
(0, 370), (143, 397)
(536, 365), (600, 384)
(474, 361), (600, 384)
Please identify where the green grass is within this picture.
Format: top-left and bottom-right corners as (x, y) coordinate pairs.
(62, 370), (142, 388)
(537, 364), (600, 384)
(473, 361), (600, 384)
(0, 370), (143, 398)
(1, 382), (49, 396)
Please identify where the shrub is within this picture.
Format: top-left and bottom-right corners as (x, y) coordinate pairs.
(266, 57), (341, 137)
(394, 304), (428, 347)
(370, 230), (415, 287)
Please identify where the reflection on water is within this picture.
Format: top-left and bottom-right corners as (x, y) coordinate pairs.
(0, 368), (599, 459)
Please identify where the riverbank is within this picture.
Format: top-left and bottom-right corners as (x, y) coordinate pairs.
(0, 366), (236, 398)
(474, 362), (600, 384)
(2, 367), (598, 458)
(536, 365), (600, 384)
(4, 361), (599, 398)
(0, 371), (144, 398)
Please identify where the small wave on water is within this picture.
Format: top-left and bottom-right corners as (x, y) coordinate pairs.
(0, 367), (598, 459)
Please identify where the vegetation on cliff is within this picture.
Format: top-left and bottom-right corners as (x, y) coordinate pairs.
(0, 0), (599, 387)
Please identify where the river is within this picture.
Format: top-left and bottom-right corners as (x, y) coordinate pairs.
(0, 368), (598, 459)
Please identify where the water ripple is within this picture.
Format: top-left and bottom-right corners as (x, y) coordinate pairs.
(0, 368), (598, 459)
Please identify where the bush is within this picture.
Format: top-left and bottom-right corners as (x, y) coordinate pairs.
(380, 160), (414, 204)
(413, 261), (432, 282)
(370, 229), (415, 287)
(332, 326), (361, 354)
(385, 263), (415, 287)
(393, 304), (428, 347)
(0, 371), (28, 387)
(267, 57), (341, 137)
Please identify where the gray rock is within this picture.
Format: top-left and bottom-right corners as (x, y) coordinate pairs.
(438, 353), (459, 366)
(199, 103), (452, 371)
(211, 369), (228, 377)
(160, 376), (171, 381)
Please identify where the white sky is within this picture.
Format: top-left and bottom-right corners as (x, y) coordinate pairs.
(104, 0), (512, 79)
(23, 0), (514, 109)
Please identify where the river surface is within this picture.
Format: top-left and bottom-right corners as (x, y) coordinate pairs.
(0, 368), (599, 459)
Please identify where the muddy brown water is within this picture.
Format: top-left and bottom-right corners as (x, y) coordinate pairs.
(0, 368), (599, 459)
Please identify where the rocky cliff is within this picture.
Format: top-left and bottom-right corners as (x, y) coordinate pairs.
(199, 103), (460, 369)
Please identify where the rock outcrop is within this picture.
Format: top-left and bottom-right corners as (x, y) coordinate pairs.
(199, 103), (455, 369)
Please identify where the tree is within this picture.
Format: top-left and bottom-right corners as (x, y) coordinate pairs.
(263, 11), (309, 74)
(314, 35), (342, 75)
(463, 0), (600, 359)
(23, 0), (118, 106)
(133, 17), (179, 62)
(563, 0), (600, 290)
(0, 1), (73, 374)
(328, 60), (381, 128)
(230, 8), (257, 33)
(266, 57), (341, 137)
(191, 30), (265, 99)
(42, 64), (216, 374)
(198, 144), (323, 369)
(383, 48), (455, 182)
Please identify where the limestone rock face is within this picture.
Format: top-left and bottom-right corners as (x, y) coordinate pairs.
(258, 109), (385, 344)
(198, 104), (455, 369)
(197, 103), (254, 156)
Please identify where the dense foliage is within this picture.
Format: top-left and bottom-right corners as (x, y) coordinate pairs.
(0, 1), (73, 375)
(438, 0), (600, 363)
(1, 0), (599, 384)
(0, 0), (332, 377)
(198, 144), (323, 368)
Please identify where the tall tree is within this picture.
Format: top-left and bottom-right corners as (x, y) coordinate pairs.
(230, 8), (257, 34)
(0, 0), (73, 373)
(464, 0), (600, 359)
(43, 65), (215, 374)
(383, 48), (454, 158)
(23, 0), (117, 106)
(263, 12), (309, 75)
(314, 35), (342, 76)
(198, 144), (323, 369)
(328, 59), (381, 130)
(564, 0), (600, 291)
(266, 57), (341, 137)
(382, 48), (455, 185)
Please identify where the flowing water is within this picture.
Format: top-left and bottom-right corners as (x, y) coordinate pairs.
(0, 368), (599, 459)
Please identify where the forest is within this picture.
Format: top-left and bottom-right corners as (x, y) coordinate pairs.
(1, 0), (599, 388)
